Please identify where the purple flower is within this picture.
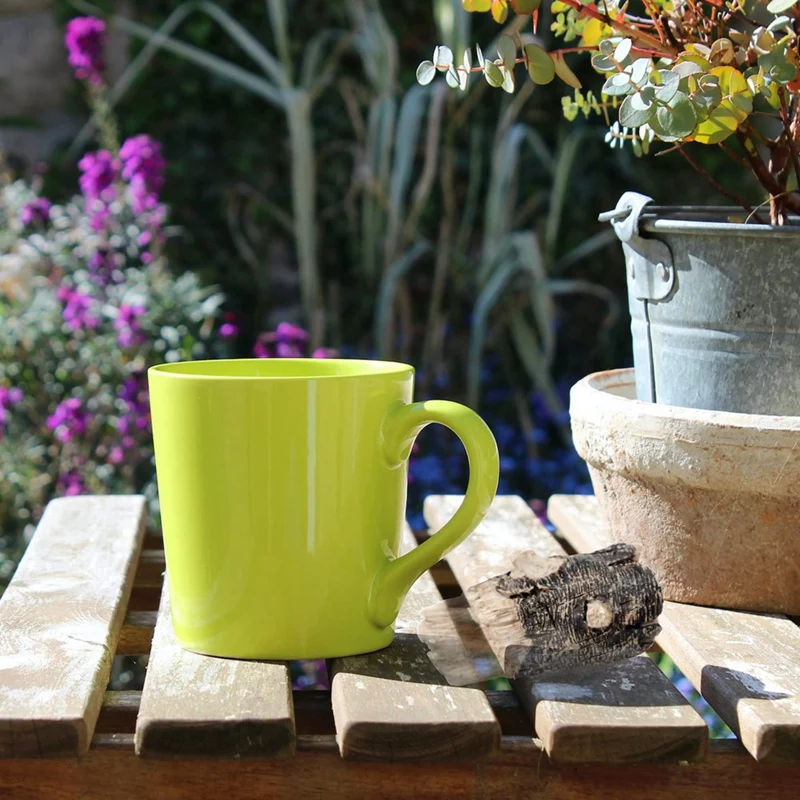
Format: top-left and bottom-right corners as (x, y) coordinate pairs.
(120, 135), (166, 213)
(20, 198), (51, 226)
(58, 471), (86, 496)
(117, 374), (150, 436)
(219, 312), (240, 340)
(88, 248), (118, 285)
(0, 386), (23, 437)
(254, 332), (277, 358)
(65, 17), (106, 85)
(60, 288), (100, 330)
(108, 446), (125, 465)
(312, 348), (338, 359)
(47, 398), (89, 443)
(114, 304), (146, 348)
(78, 150), (119, 202)
(276, 341), (305, 358)
(276, 322), (309, 343)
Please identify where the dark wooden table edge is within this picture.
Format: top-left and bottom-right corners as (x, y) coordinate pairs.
(1, 736), (796, 800)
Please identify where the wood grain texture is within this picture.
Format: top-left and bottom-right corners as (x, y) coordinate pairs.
(135, 583), (295, 758)
(425, 495), (708, 764)
(0, 496), (146, 757)
(329, 526), (500, 761)
(0, 737), (797, 800)
(549, 493), (800, 763)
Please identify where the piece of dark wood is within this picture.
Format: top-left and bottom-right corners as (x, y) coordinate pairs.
(549, 493), (800, 764)
(468, 545), (663, 679)
(425, 495), (708, 764)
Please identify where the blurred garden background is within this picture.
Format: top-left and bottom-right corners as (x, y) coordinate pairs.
(0, 0), (752, 731)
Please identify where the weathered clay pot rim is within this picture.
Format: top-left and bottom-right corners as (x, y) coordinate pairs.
(572, 368), (800, 438)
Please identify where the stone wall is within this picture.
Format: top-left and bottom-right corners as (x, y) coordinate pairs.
(0, 1), (129, 165)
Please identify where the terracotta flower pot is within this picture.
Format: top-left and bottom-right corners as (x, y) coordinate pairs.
(570, 368), (800, 614)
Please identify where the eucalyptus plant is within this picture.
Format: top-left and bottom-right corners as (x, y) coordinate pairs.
(420, 0), (800, 224)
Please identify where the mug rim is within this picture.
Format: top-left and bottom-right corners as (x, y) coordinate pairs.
(149, 358), (415, 381)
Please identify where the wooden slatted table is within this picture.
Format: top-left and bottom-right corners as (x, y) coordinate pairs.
(1, 494), (798, 799)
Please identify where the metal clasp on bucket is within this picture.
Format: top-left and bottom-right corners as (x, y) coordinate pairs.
(599, 192), (675, 302)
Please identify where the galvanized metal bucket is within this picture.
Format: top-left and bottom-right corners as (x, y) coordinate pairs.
(603, 192), (800, 415)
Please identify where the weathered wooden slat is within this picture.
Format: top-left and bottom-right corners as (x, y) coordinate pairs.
(135, 582), (295, 758)
(329, 526), (500, 762)
(133, 551), (165, 588)
(1, 735), (796, 800)
(0, 496), (146, 757)
(425, 495), (708, 764)
(549, 493), (800, 763)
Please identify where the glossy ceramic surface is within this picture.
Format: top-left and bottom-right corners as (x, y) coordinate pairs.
(148, 359), (499, 659)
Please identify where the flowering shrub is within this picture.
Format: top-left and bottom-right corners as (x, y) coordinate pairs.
(0, 18), (233, 584)
(421, 1), (800, 223)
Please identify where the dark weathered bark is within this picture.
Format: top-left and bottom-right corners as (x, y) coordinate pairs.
(467, 544), (663, 680)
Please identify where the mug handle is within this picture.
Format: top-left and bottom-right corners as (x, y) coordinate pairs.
(367, 400), (499, 629)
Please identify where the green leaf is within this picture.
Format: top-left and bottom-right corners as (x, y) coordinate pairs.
(446, 64), (461, 88)
(591, 53), (616, 73)
(599, 39), (614, 56)
(433, 45), (454, 72)
(619, 93), (654, 128)
(602, 72), (633, 96)
(766, 0), (798, 12)
(627, 58), (650, 86)
(524, 44), (555, 85)
(497, 35), (517, 71)
(501, 64), (516, 93)
(654, 70), (680, 103)
(484, 60), (505, 87)
(552, 52), (582, 89)
(673, 61), (704, 78)
(416, 60), (436, 86)
(511, 0), (542, 11)
(614, 38), (632, 64)
(650, 91), (697, 140)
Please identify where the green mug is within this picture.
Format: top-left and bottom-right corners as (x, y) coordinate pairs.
(148, 358), (499, 659)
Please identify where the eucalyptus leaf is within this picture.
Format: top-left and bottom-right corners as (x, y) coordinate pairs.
(599, 40), (615, 56)
(591, 53), (616, 73)
(619, 93), (654, 128)
(497, 35), (517, 71)
(476, 43), (485, 68)
(524, 44), (555, 85)
(654, 70), (680, 103)
(501, 65), (516, 94)
(651, 91), (697, 140)
(484, 60), (505, 87)
(446, 64), (461, 88)
(602, 72), (633, 96)
(673, 61), (704, 78)
(433, 45), (454, 72)
(416, 60), (436, 86)
(766, 0), (798, 12)
(626, 58), (650, 86)
(614, 38), (632, 64)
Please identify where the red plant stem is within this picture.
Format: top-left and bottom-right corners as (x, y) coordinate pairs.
(557, 0), (679, 56)
(736, 128), (800, 218)
(778, 89), (800, 195)
(677, 145), (764, 220)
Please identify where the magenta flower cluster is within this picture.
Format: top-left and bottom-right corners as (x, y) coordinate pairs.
(47, 398), (89, 443)
(65, 16), (106, 86)
(58, 287), (100, 331)
(254, 322), (337, 359)
(0, 386), (23, 438)
(19, 198), (51, 227)
(110, 375), (150, 464)
(120, 136), (166, 215)
(114, 304), (147, 348)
